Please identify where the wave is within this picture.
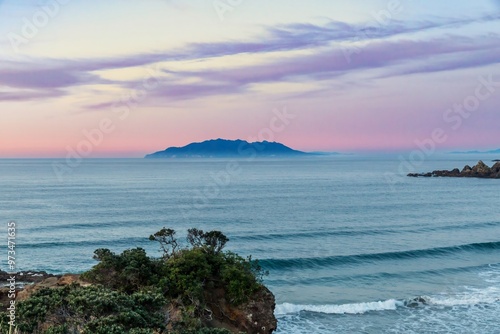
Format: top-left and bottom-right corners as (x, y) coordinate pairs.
(19, 237), (147, 249)
(275, 300), (403, 315)
(261, 241), (500, 270)
(267, 263), (497, 286)
(276, 291), (500, 316)
(22, 220), (141, 231)
(232, 221), (500, 242)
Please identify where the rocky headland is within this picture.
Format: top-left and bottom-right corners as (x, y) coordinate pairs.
(408, 160), (500, 178)
(0, 228), (277, 334)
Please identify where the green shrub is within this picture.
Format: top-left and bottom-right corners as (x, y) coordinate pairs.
(15, 285), (167, 334)
(81, 247), (163, 293)
(13, 227), (268, 333)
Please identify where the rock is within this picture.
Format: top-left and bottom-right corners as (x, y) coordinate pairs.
(204, 286), (277, 334)
(2, 272), (276, 333)
(461, 165), (472, 176)
(0, 270), (60, 284)
(409, 161), (500, 179)
(0, 271), (65, 308)
(491, 162), (500, 175)
(405, 296), (428, 308)
(16, 274), (91, 302)
(471, 160), (491, 176)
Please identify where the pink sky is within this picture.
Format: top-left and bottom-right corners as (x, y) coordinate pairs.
(0, 0), (499, 157)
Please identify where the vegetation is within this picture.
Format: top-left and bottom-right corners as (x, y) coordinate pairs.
(1, 228), (267, 334)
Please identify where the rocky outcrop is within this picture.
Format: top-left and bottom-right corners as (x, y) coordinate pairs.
(0, 270), (60, 284)
(2, 273), (277, 334)
(15, 274), (90, 303)
(0, 271), (62, 309)
(408, 161), (500, 178)
(404, 296), (428, 308)
(204, 286), (277, 334)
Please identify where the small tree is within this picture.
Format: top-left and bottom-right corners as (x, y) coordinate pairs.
(203, 231), (228, 254)
(149, 227), (179, 258)
(187, 228), (228, 254)
(186, 228), (205, 248)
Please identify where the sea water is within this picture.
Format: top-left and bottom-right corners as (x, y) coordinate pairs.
(0, 155), (499, 333)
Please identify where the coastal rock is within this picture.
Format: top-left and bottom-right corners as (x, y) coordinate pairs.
(461, 165), (472, 176)
(15, 274), (90, 303)
(3, 273), (277, 333)
(491, 162), (500, 177)
(471, 160), (491, 175)
(0, 270), (60, 284)
(0, 271), (63, 308)
(405, 296), (428, 308)
(408, 161), (500, 179)
(204, 286), (277, 334)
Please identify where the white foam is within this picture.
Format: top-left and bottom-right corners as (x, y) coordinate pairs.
(428, 286), (500, 307)
(275, 299), (403, 316)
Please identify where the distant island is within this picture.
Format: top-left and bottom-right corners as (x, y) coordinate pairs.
(408, 160), (500, 179)
(450, 148), (500, 154)
(145, 138), (313, 158)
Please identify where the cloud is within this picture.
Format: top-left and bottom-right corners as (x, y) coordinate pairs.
(153, 35), (500, 96)
(0, 89), (64, 101)
(1, 14), (499, 104)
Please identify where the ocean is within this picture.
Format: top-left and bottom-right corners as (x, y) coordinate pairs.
(1, 155), (499, 333)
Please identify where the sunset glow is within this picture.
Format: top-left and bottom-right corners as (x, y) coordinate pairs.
(1, 0), (499, 157)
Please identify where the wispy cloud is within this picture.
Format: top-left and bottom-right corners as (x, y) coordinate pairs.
(1, 14), (499, 104)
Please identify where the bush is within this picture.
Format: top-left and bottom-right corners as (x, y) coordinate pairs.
(81, 247), (163, 294)
(13, 227), (268, 333)
(15, 284), (167, 334)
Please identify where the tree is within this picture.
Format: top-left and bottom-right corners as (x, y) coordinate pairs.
(187, 228), (228, 254)
(149, 227), (179, 258)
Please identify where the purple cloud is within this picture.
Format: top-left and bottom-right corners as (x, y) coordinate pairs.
(1, 14), (499, 104)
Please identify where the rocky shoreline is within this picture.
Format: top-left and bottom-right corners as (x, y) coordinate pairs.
(1, 269), (277, 333)
(0, 270), (60, 285)
(408, 160), (500, 178)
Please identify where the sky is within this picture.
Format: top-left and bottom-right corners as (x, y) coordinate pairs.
(0, 0), (499, 157)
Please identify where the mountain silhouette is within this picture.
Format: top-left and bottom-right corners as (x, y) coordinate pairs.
(145, 139), (311, 158)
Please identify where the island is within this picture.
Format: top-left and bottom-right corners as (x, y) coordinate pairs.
(145, 138), (311, 158)
(450, 148), (500, 154)
(408, 160), (500, 178)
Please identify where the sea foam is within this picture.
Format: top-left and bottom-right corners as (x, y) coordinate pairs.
(275, 299), (403, 315)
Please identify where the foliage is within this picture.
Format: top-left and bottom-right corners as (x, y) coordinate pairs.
(14, 284), (167, 334)
(180, 329), (235, 334)
(13, 227), (268, 333)
(149, 228), (179, 259)
(186, 228), (229, 254)
(80, 247), (164, 294)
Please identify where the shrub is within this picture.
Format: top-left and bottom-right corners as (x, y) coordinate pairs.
(15, 284), (167, 334)
(81, 247), (163, 293)
(13, 227), (268, 333)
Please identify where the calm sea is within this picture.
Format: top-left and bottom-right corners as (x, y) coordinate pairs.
(1, 155), (499, 333)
